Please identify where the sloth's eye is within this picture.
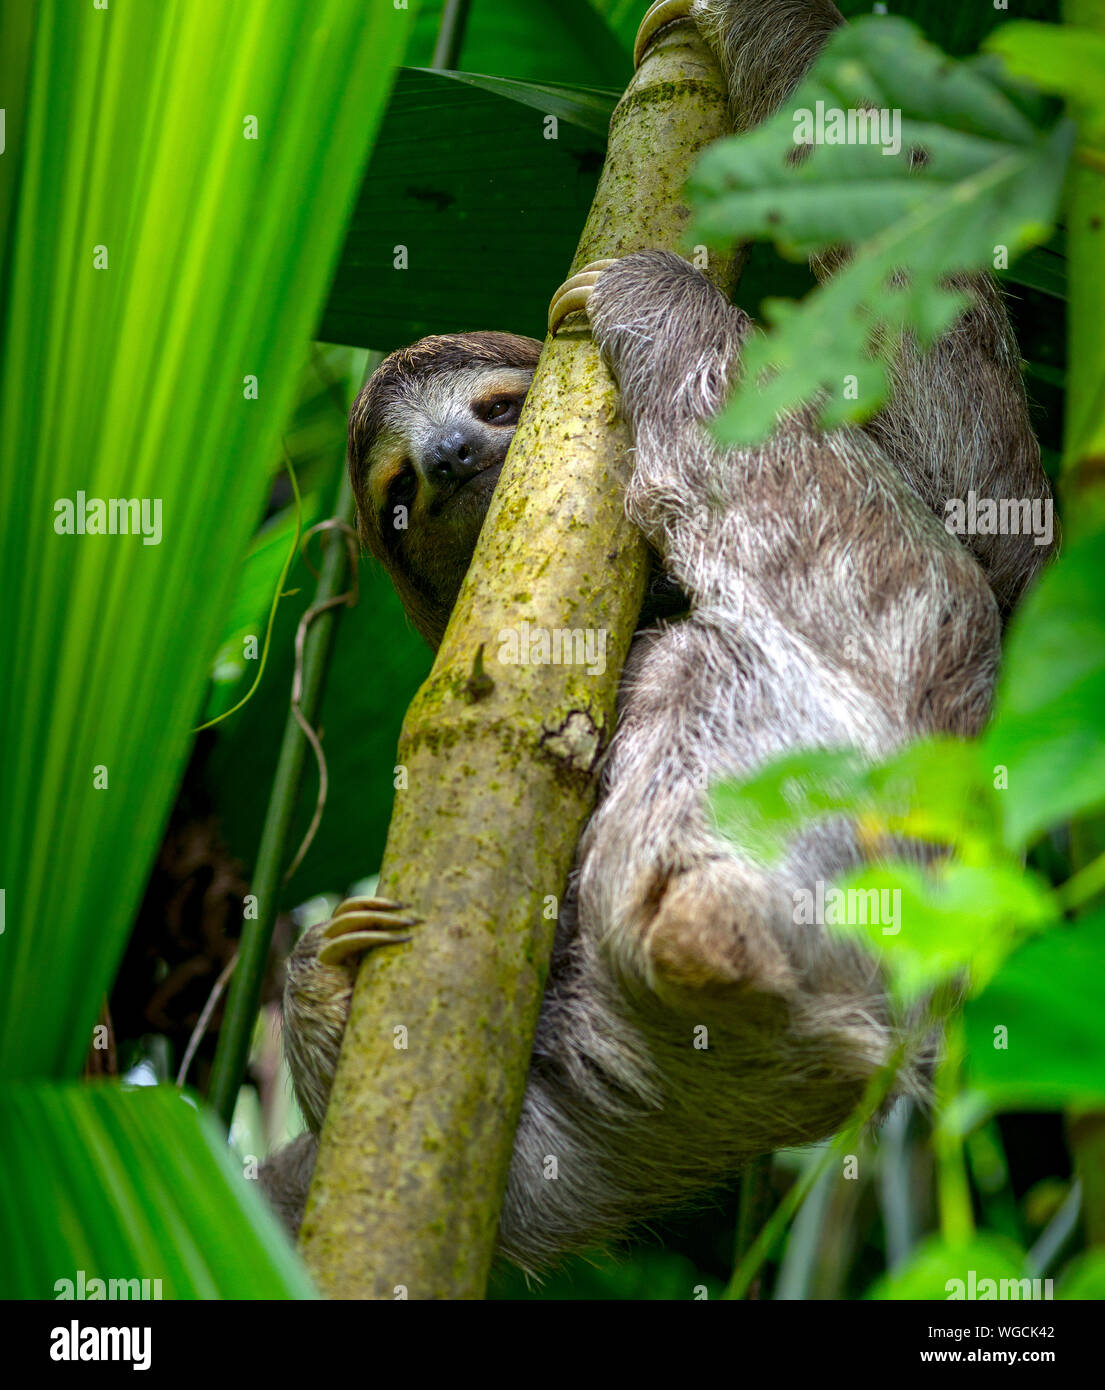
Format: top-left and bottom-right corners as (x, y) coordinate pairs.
(385, 461), (418, 511)
(478, 397), (521, 425)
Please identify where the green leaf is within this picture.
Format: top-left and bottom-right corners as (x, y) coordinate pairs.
(709, 736), (1002, 867)
(709, 747), (872, 865)
(867, 1233), (1031, 1300)
(404, 0), (630, 86)
(999, 236), (1066, 300)
(835, 859), (1054, 1003)
(318, 69), (610, 348)
(441, 71), (619, 138)
(1058, 1251), (1105, 1299)
(835, 0), (1061, 60)
(202, 497), (321, 721)
(0, 0), (413, 1079)
(202, 345), (364, 722)
(988, 22), (1105, 130)
(583, 0), (643, 56)
(710, 737), (1051, 1000)
(0, 1083), (314, 1299)
(685, 17), (1073, 441)
(986, 531), (1105, 848)
(964, 909), (1105, 1109)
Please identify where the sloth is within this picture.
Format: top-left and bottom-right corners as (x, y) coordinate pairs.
(261, 0), (1055, 1271)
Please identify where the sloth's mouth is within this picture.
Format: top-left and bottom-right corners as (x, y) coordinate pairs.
(461, 456), (504, 488)
(435, 457), (504, 514)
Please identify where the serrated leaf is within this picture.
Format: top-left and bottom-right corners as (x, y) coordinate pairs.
(709, 747), (871, 865)
(709, 736), (1002, 867)
(988, 22), (1105, 131)
(710, 736), (1050, 1001)
(685, 17), (1073, 442)
(835, 859), (1054, 1003)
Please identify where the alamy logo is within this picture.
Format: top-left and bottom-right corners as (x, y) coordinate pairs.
(497, 621), (607, 676)
(946, 1271), (1054, 1300)
(793, 881), (901, 935)
(54, 1269), (163, 1300)
(944, 491), (1053, 548)
(50, 1320), (152, 1371)
(54, 491), (163, 545)
(793, 100), (902, 157)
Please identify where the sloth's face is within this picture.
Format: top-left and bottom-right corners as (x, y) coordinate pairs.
(366, 363), (534, 549)
(362, 361), (536, 636)
(346, 330), (543, 645)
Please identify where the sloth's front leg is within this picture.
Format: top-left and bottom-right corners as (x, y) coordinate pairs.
(549, 250), (758, 617)
(550, 249), (997, 729)
(549, 251), (996, 1021)
(550, 256), (818, 1016)
(282, 896), (417, 1133)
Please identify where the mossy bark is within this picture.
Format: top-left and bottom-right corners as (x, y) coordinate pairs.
(298, 19), (740, 1299)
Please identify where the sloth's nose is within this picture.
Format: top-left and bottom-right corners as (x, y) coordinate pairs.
(428, 429), (483, 482)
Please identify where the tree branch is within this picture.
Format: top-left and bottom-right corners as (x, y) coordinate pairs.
(299, 15), (741, 1299)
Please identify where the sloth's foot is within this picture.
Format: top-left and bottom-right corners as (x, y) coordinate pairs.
(315, 894), (419, 966)
(549, 250), (730, 400)
(547, 259), (618, 337)
(283, 896), (419, 1132)
(641, 862), (796, 1019)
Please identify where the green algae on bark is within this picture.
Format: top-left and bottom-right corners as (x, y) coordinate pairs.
(298, 19), (741, 1300)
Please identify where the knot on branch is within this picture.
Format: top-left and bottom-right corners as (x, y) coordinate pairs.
(539, 709), (604, 779)
(463, 643), (495, 703)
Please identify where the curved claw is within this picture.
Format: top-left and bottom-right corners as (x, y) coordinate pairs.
(547, 259), (619, 337)
(633, 0), (694, 70)
(322, 910), (420, 940)
(315, 896), (420, 967)
(331, 895), (404, 917)
(319, 930), (413, 967)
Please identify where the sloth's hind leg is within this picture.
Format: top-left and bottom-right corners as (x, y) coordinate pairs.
(575, 619), (883, 1023)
